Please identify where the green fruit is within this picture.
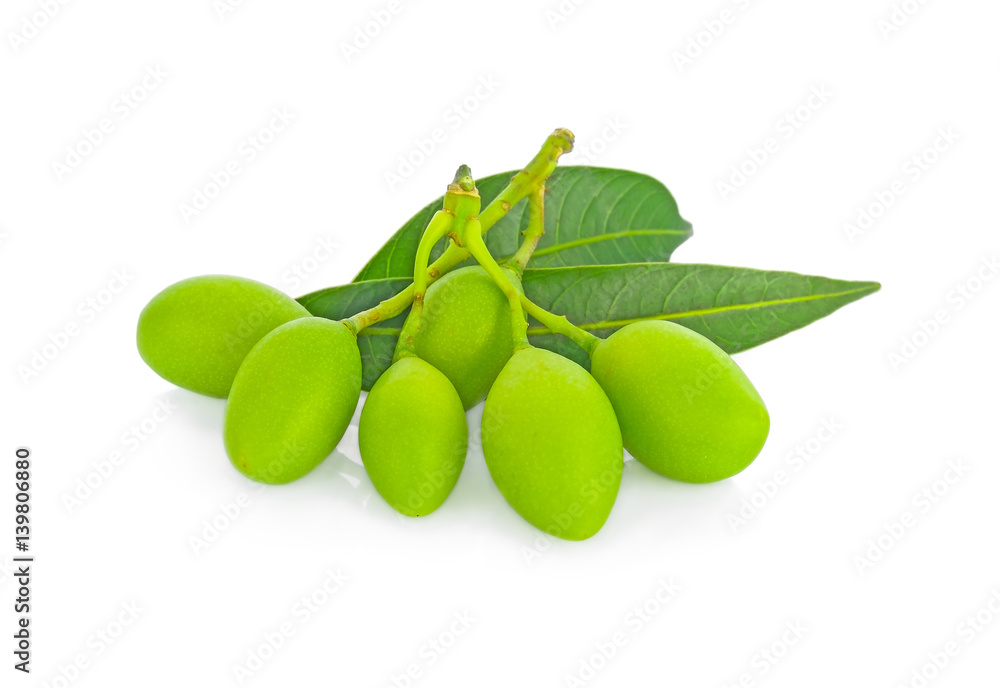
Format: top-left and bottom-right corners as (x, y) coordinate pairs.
(482, 348), (623, 540)
(359, 357), (467, 516)
(224, 318), (362, 484)
(590, 320), (769, 483)
(415, 266), (521, 409)
(136, 275), (310, 397)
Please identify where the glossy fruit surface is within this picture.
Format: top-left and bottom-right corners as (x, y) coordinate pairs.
(359, 357), (467, 516)
(224, 318), (362, 484)
(481, 347), (623, 540)
(136, 275), (309, 397)
(590, 320), (769, 483)
(415, 266), (520, 409)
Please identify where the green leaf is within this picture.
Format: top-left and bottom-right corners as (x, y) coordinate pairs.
(298, 263), (879, 389)
(353, 166), (692, 281)
(522, 264), (881, 368)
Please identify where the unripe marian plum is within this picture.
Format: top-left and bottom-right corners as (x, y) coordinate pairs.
(137, 275), (309, 397)
(590, 320), (769, 483)
(482, 348), (623, 540)
(224, 318), (362, 484)
(359, 357), (467, 516)
(415, 266), (521, 409)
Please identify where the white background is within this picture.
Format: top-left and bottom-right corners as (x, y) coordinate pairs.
(2, 0), (999, 686)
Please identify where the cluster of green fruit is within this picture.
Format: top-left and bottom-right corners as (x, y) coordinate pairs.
(136, 129), (862, 541)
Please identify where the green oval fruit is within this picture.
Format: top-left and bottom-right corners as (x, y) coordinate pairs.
(224, 317), (362, 484)
(482, 348), (623, 540)
(359, 357), (467, 516)
(415, 265), (521, 410)
(590, 320), (769, 483)
(136, 275), (310, 397)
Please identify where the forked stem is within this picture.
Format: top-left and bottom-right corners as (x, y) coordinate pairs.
(505, 184), (546, 278)
(519, 294), (601, 357)
(479, 128), (573, 231)
(463, 219), (530, 350)
(343, 284), (415, 336)
(494, 177), (600, 355)
(342, 129), (574, 335)
(392, 210), (455, 361)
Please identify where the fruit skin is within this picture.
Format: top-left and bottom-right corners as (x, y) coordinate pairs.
(224, 318), (362, 484)
(590, 320), (769, 483)
(136, 275), (310, 397)
(482, 348), (623, 541)
(359, 357), (467, 517)
(415, 266), (521, 410)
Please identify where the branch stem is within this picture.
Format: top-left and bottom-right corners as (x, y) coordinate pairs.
(519, 294), (602, 357)
(392, 210), (455, 361)
(463, 219), (530, 350)
(342, 128), (574, 334)
(505, 185), (546, 278)
(479, 128), (573, 231)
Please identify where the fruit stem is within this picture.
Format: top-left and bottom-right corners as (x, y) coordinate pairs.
(519, 294), (602, 357)
(343, 129), (574, 334)
(392, 209), (456, 361)
(478, 128), (573, 232)
(463, 218), (530, 350)
(504, 185), (546, 279)
(343, 284), (412, 336)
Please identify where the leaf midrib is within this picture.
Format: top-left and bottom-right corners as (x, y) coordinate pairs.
(526, 285), (880, 334)
(532, 228), (693, 258)
(358, 284), (879, 339)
